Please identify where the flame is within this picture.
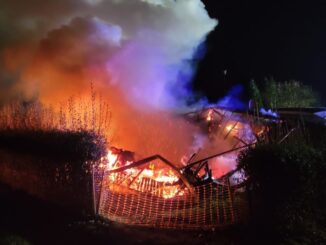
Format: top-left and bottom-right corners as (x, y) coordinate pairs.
(107, 150), (118, 169)
(206, 109), (213, 122)
(103, 148), (182, 199)
(225, 124), (233, 132)
(154, 169), (179, 183)
(224, 122), (241, 136)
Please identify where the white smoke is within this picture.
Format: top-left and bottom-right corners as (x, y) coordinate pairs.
(0, 0), (219, 163)
(0, 0), (217, 109)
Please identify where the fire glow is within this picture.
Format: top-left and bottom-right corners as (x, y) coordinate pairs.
(96, 104), (260, 200)
(102, 149), (182, 199)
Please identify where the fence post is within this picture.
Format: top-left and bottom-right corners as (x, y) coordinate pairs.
(227, 176), (235, 224)
(246, 183), (253, 222)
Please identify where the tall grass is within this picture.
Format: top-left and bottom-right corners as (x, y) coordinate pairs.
(0, 85), (111, 138)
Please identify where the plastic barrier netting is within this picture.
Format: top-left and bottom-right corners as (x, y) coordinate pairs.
(92, 158), (247, 229)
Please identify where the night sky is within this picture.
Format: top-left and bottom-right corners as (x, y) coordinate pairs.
(194, 1), (326, 103)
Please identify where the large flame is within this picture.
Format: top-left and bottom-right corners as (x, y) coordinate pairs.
(103, 149), (182, 199)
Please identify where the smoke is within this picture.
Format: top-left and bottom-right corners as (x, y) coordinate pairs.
(0, 0), (217, 107)
(0, 0), (218, 163)
(216, 85), (247, 110)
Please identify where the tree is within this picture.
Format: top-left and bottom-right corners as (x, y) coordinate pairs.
(248, 80), (263, 109)
(263, 77), (278, 109)
(262, 78), (319, 108)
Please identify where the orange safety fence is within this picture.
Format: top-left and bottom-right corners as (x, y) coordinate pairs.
(92, 157), (248, 229)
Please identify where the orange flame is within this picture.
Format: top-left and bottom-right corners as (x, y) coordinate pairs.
(206, 109), (213, 122)
(103, 149), (182, 199)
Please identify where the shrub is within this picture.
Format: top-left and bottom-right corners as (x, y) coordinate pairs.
(238, 142), (326, 233)
(0, 129), (107, 163)
(0, 235), (31, 245)
(248, 77), (320, 109)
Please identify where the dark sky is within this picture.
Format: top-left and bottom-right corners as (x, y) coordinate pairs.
(194, 1), (326, 103)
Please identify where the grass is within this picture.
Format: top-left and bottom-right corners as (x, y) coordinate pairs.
(0, 84), (111, 138)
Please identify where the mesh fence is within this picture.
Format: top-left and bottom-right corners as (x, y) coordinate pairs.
(93, 160), (248, 229)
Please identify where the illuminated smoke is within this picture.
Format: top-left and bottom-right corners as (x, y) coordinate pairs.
(216, 85), (246, 110)
(0, 0), (220, 163)
(0, 0), (217, 108)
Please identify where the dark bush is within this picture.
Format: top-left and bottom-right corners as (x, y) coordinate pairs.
(0, 129), (108, 214)
(238, 142), (326, 233)
(0, 129), (107, 163)
(305, 121), (326, 148)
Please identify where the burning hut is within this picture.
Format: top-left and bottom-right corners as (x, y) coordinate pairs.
(93, 106), (326, 229)
(92, 106), (263, 229)
(93, 148), (240, 229)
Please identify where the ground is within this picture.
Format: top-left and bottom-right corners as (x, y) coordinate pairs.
(0, 182), (270, 245)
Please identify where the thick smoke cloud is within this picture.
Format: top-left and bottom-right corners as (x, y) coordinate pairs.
(0, 0), (217, 108)
(0, 0), (219, 163)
